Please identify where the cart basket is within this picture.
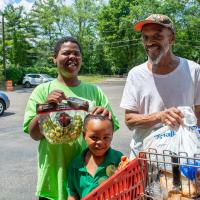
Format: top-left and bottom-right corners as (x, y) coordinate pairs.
(82, 157), (146, 200)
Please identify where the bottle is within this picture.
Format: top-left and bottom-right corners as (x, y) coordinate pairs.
(171, 155), (181, 191)
(152, 181), (163, 200)
(151, 168), (167, 200)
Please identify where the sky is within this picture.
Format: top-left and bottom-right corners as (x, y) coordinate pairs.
(0, 0), (74, 12)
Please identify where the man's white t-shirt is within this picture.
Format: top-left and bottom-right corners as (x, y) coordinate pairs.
(120, 57), (200, 158)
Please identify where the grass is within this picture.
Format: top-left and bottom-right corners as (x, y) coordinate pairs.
(78, 75), (108, 83)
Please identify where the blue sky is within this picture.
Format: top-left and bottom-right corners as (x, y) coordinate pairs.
(0, 0), (74, 11)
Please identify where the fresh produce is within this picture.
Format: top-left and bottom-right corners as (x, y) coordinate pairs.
(37, 97), (89, 144)
(40, 114), (83, 144)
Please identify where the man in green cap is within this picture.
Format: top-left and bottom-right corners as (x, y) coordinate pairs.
(120, 14), (200, 158)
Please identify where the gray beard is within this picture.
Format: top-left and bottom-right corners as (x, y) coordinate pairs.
(147, 45), (170, 66)
(148, 53), (163, 65)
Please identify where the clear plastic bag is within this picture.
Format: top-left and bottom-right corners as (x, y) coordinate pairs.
(37, 97), (89, 144)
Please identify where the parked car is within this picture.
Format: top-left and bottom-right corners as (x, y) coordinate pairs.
(0, 91), (10, 116)
(22, 73), (55, 88)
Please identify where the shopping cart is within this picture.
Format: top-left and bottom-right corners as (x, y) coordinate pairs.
(82, 157), (147, 200)
(138, 149), (200, 199)
(83, 149), (200, 200)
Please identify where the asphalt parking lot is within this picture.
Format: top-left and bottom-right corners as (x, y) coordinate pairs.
(0, 79), (132, 200)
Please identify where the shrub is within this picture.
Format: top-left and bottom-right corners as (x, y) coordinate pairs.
(0, 65), (4, 85)
(6, 66), (23, 85)
(5, 66), (58, 85)
(23, 66), (57, 78)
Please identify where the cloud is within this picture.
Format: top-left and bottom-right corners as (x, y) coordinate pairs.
(0, 0), (34, 12)
(0, 0), (10, 11)
(13, 0), (34, 12)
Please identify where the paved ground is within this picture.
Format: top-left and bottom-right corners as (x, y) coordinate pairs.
(0, 78), (132, 200)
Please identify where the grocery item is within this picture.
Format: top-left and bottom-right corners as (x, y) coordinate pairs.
(118, 156), (129, 170)
(180, 160), (200, 181)
(143, 107), (200, 159)
(101, 156), (130, 180)
(171, 156), (181, 191)
(139, 148), (200, 199)
(160, 170), (200, 198)
(106, 164), (117, 177)
(159, 156), (200, 198)
(37, 97), (89, 144)
(167, 193), (185, 200)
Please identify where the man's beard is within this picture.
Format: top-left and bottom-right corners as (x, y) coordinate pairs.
(147, 45), (170, 65)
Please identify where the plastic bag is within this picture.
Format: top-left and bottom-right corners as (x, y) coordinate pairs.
(37, 97), (90, 144)
(143, 106), (200, 157)
(180, 160), (200, 181)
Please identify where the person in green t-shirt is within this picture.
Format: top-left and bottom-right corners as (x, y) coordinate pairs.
(23, 36), (119, 200)
(67, 114), (123, 200)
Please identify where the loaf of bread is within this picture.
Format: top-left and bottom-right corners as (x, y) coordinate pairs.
(166, 193), (192, 200)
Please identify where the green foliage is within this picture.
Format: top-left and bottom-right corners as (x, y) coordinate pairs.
(5, 66), (57, 85)
(0, 0), (199, 77)
(97, 0), (200, 72)
(63, 0), (102, 74)
(156, 0), (200, 62)
(3, 5), (33, 67)
(0, 65), (4, 85)
(6, 66), (24, 84)
(97, 0), (146, 73)
(23, 67), (58, 78)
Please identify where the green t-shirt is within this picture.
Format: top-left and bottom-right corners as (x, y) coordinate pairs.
(67, 148), (123, 199)
(23, 79), (119, 200)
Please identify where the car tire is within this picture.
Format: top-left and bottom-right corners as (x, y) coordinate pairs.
(0, 99), (5, 116)
(24, 81), (31, 88)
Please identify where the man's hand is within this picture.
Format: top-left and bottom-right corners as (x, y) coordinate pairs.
(45, 90), (66, 104)
(160, 107), (184, 129)
(125, 107), (184, 130)
(90, 106), (112, 119)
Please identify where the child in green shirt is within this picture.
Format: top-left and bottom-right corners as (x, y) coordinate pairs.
(67, 114), (123, 200)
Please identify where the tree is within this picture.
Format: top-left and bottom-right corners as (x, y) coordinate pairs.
(97, 0), (200, 75)
(3, 4), (32, 67)
(28, 0), (63, 67)
(97, 0), (146, 74)
(1, 0), (199, 84)
(61, 0), (101, 73)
